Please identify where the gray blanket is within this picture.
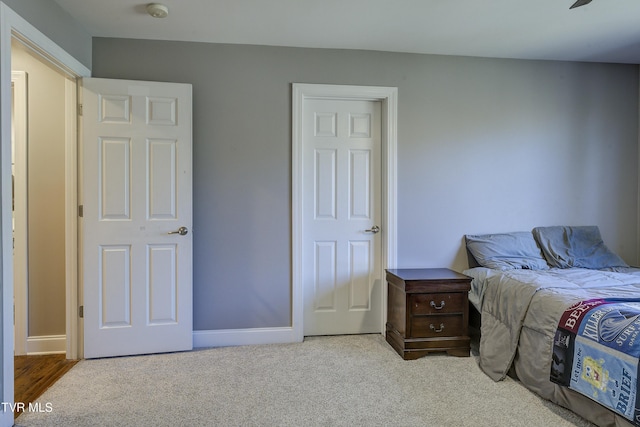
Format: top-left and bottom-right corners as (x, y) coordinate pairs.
(466, 267), (640, 426)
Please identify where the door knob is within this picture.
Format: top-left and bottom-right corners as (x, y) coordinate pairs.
(168, 226), (189, 236)
(365, 225), (380, 234)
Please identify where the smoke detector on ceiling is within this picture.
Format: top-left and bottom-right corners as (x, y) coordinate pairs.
(146, 3), (169, 18)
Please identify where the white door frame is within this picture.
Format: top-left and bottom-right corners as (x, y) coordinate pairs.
(0, 2), (89, 423)
(292, 83), (397, 342)
(11, 70), (27, 356)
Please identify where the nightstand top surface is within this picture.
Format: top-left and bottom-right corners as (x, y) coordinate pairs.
(386, 268), (469, 281)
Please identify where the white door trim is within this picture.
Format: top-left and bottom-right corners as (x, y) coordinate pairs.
(1, 2), (89, 422)
(64, 76), (79, 359)
(292, 83), (398, 342)
(11, 70), (28, 356)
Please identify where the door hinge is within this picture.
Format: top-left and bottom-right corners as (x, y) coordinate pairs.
(78, 305), (84, 318)
(78, 104), (83, 116)
(78, 205), (83, 217)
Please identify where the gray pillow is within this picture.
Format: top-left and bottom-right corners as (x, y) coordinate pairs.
(465, 231), (549, 270)
(532, 225), (628, 269)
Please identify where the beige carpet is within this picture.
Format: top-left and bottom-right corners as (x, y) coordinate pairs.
(15, 334), (594, 426)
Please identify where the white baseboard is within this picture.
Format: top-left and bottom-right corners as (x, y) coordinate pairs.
(27, 334), (66, 355)
(25, 329), (300, 355)
(193, 327), (301, 348)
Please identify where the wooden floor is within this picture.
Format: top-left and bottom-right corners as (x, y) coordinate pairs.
(14, 354), (77, 418)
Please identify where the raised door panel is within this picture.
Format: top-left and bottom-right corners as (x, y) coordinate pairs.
(147, 244), (177, 324)
(99, 245), (131, 328)
(147, 138), (177, 219)
(314, 241), (337, 311)
(314, 149), (337, 220)
(100, 137), (131, 220)
(348, 240), (371, 310)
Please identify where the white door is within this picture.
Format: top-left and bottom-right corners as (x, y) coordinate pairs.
(81, 77), (193, 358)
(303, 98), (382, 336)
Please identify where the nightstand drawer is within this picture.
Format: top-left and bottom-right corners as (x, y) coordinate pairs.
(410, 315), (465, 338)
(410, 293), (465, 315)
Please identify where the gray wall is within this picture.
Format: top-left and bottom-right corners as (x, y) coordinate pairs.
(92, 38), (640, 332)
(3, 0), (92, 69)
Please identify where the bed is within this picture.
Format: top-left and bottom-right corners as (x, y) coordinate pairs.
(463, 226), (640, 427)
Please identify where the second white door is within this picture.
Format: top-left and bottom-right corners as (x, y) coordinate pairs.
(303, 98), (382, 336)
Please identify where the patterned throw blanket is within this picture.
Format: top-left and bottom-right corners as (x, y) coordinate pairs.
(551, 298), (640, 425)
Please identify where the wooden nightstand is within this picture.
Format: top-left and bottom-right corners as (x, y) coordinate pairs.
(385, 268), (471, 359)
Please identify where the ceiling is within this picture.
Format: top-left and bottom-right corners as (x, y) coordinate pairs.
(53, 0), (640, 64)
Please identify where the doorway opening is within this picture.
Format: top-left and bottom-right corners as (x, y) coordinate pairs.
(11, 37), (73, 356)
(10, 33), (80, 407)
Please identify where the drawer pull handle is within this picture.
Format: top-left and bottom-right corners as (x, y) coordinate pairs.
(430, 300), (445, 310)
(430, 323), (445, 333)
